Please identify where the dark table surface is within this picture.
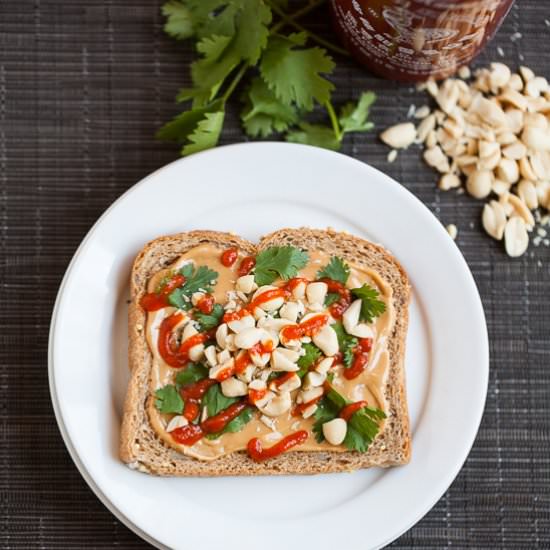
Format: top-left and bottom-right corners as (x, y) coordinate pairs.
(1, 0), (549, 548)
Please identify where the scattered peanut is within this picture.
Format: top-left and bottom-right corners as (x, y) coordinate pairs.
(379, 122), (416, 149)
(381, 61), (550, 257)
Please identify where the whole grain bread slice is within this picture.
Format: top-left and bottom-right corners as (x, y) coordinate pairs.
(120, 228), (411, 476)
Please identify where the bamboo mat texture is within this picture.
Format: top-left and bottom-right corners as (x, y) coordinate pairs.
(0, 0), (549, 548)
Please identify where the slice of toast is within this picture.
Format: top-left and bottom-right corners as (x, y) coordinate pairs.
(120, 228), (411, 476)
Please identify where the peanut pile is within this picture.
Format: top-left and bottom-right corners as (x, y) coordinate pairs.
(380, 62), (550, 257)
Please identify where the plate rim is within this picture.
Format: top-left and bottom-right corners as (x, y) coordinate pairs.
(48, 141), (489, 550)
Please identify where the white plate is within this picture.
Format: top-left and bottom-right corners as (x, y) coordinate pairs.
(49, 142), (488, 550)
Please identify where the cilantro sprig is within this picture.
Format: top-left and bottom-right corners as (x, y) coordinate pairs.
(351, 283), (386, 323)
(317, 256), (350, 284)
(158, 0), (376, 155)
(331, 322), (357, 368)
(168, 263), (218, 310)
(312, 385), (386, 452)
(296, 342), (322, 377)
(202, 384), (253, 439)
(155, 385), (184, 414)
(175, 363), (209, 387)
(253, 245), (309, 285)
(195, 303), (224, 331)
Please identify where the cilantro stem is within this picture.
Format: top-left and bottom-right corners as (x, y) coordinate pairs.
(271, 0), (327, 32)
(267, 0), (350, 57)
(325, 100), (343, 142)
(221, 63), (248, 102)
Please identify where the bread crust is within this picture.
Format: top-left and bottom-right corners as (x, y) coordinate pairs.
(120, 228), (411, 476)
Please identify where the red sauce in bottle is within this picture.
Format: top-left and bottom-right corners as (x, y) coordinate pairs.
(221, 247), (239, 267)
(238, 256), (256, 276)
(331, 0), (515, 81)
(340, 400), (368, 422)
(196, 293), (215, 314)
(280, 313), (329, 342)
(140, 273), (185, 312)
(247, 430), (309, 461)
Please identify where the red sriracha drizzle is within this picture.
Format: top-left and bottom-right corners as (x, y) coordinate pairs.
(249, 288), (289, 310)
(158, 313), (209, 368)
(171, 385), (250, 446)
(201, 402), (248, 434)
(339, 400), (368, 421)
(283, 277), (309, 293)
(280, 313), (328, 342)
(224, 289), (289, 323)
(158, 312), (186, 368)
(221, 247), (239, 267)
(247, 430), (308, 462)
(293, 394), (324, 416)
(171, 424), (204, 446)
(196, 293), (215, 314)
(237, 256), (256, 276)
(317, 277), (351, 319)
(140, 273), (185, 311)
(344, 337), (373, 380)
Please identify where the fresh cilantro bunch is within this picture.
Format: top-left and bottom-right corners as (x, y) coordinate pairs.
(158, 0), (376, 155)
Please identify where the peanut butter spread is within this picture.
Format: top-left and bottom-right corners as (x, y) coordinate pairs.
(144, 244), (394, 461)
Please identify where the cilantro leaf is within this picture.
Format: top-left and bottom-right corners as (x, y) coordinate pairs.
(296, 343), (322, 377)
(195, 303), (224, 331)
(253, 246), (309, 286)
(155, 385), (184, 414)
(351, 284), (386, 323)
(331, 322), (357, 368)
(175, 363), (209, 388)
(241, 77), (299, 138)
(312, 398), (337, 443)
(202, 384), (253, 439)
(325, 292), (340, 307)
(168, 264), (219, 309)
(339, 92), (376, 134)
(232, 0), (272, 65)
(286, 122), (340, 151)
(317, 256), (350, 284)
(343, 424), (368, 452)
(182, 110), (225, 155)
(190, 0), (270, 95)
(190, 36), (239, 97)
(162, 1), (194, 40)
(223, 406), (254, 434)
(317, 385), (386, 452)
(260, 32), (335, 110)
(203, 383), (239, 417)
(156, 99), (224, 144)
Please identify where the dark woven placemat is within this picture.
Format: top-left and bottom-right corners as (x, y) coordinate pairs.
(1, 0), (549, 548)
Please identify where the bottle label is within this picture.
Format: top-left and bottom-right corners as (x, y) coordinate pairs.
(331, 0), (512, 79)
